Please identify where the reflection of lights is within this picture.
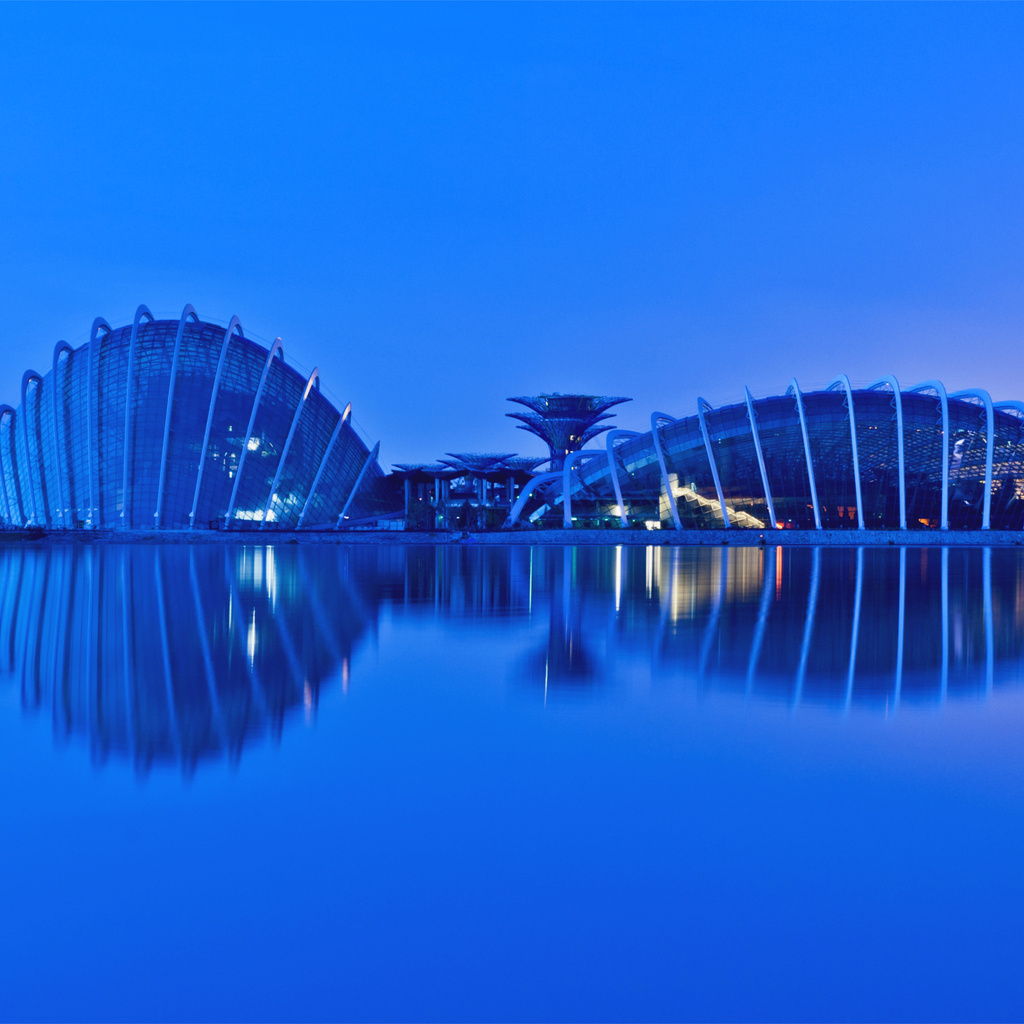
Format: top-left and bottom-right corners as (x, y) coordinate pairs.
(266, 548), (277, 610)
(342, 658), (350, 694)
(776, 546), (783, 598)
(614, 545), (622, 613)
(247, 609), (257, 667)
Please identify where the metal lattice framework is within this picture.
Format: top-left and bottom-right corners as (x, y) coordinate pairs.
(520, 377), (1024, 531)
(0, 305), (394, 530)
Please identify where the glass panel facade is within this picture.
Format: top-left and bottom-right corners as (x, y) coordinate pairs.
(0, 314), (389, 530)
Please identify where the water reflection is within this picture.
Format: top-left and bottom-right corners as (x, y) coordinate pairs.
(1, 543), (1022, 771)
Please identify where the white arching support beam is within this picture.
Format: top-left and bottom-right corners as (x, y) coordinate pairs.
(744, 387), (778, 529)
(605, 429), (641, 528)
(785, 379), (821, 530)
(87, 318), (111, 527)
(336, 441), (381, 528)
(650, 412), (682, 530)
(908, 380), (949, 530)
(189, 317), (243, 527)
(993, 402), (1024, 530)
(225, 339), (285, 527)
(562, 450), (608, 529)
(867, 375), (907, 530)
(950, 388), (994, 530)
(296, 403), (350, 528)
(154, 304), (199, 528)
(826, 375), (865, 530)
(51, 342), (73, 527)
(505, 471), (561, 527)
(120, 304), (154, 526)
(261, 368), (320, 528)
(0, 405), (19, 526)
(697, 397), (729, 528)
(20, 371), (43, 526)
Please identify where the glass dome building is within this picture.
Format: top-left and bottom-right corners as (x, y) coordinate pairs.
(515, 376), (1024, 531)
(0, 305), (392, 529)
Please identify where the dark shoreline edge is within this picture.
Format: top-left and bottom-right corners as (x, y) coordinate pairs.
(1, 528), (1022, 547)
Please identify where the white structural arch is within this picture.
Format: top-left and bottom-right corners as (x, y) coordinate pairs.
(650, 412), (682, 530)
(51, 342), (74, 527)
(826, 375), (865, 530)
(605, 429), (641, 528)
(744, 387), (778, 529)
(296, 403), (351, 528)
(225, 338), (285, 526)
(260, 367), (320, 528)
(867, 375), (907, 530)
(154, 304), (199, 528)
(121, 304), (154, 525)
(189, 316), (244, 527)
(87, 317), (112, 527)
(562, 450), (607, 529)
(336, 441), (381, 527)
(908, 380), (949, 530)
(0, 405), (18, 525)
(697, 398), (729, 527)
(20, 371), (44, 526)
(785, 379), (821, 530)
(506, 472), (561, 527)
(950, 388), (995, 530)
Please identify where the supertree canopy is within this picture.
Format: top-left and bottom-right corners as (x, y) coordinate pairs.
(506, 393), (631, 470)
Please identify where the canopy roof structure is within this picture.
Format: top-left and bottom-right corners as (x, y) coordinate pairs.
(506, 393), (631, 470)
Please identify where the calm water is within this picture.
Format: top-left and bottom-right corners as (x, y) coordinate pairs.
(1, 542), (1022, 1023)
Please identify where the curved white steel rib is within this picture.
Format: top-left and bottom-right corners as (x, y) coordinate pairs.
(20, 371), (43, 526)
(0, 405), (18, 525)
(785, 379), (821, 530)
(154, 304), (199, 528)
(867, 375), (907, 530)
(51, 343), (73, 527)
(87, 318), (111, 527)
(744, 387), (778, 529)
(336, 441), (381, 527)
(189, 316), (243, 527)
(697, 398), (729, 527)
(826, 375), (865, 530)
(506, 471), (561, 527)
(907, 380), (949, 530)
(297, 407), (348, 528)
(950, 388), (994, 530)
(261, 367), (320, 528)
(120, 305), (153, 525)
(225, 338), (284, 526)
(650, 412), (682, 530)
(606, 429), (641, 528)
(562, 450), (607, 529)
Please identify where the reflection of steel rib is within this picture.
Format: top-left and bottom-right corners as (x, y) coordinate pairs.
(189, 549), (228, 749)
(746, 546), (775, 695)
(793, 547), (821, 708)
(844, 547), (864, 711)
(155, 550), (183, 764)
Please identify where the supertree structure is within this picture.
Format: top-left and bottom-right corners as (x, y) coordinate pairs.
(506, 393), (631, 470)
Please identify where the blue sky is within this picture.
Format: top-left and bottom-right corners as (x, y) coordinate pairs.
(1, 3), (1023, 465)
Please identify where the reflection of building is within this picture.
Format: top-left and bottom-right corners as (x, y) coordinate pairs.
(0, 305), (397, 529)
(513, 379), (1024, 531)
(0, 545), (372, 772)
(2, 543), (1019, 774)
